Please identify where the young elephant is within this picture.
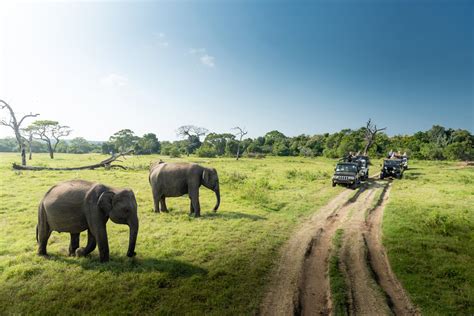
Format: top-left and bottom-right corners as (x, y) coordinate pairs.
(37, 180), (139, 262)
(149, 162), (220, 217)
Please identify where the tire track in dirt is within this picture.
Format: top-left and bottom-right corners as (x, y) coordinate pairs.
(261, 180), (418, 316)
(260, 189), (355, 316)
(338, 182), (391, 315)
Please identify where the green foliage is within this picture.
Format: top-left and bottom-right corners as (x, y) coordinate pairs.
(169, 147), (181, 158)
(135, 133), (161, 155)
(109, 129), (139, 153)
(0, 137), (19, 152)
(68, 137), (96, 154)
(196, 144), (217, 158)
(1, 125), (472, 161)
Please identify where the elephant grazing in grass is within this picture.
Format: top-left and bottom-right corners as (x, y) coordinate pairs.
(37, 180), (139, 262)
(149, 162), (220, 217)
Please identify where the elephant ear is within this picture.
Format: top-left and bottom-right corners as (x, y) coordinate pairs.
(98, 191), (115, 215)
(202, 168), (211, 185)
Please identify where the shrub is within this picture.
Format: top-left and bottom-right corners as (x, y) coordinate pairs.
(169, 147), (181, 158)
(196, 145), (217, 158)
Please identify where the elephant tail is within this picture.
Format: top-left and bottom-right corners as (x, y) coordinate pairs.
(37, 200), (45, 243)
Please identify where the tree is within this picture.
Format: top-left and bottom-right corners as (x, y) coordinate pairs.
(363, 119), (386, 155)
(109, 129), (139, 153)
(135, 133), (161, 154)
(196, 144), (217, 157)
(30, 120), (72, 159)
(203, 133), (234, 156)
(232, 127), (248, 160)
(0, 100), (39, 165)
(177, 125), (208, 155)
(69, 137), (94, 154)
(20, 126), (36, 160)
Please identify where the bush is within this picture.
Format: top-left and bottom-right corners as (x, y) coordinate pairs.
(246, 152), (266, 159)
(169, 147), (181, 158)
(196, 145), (217, 158)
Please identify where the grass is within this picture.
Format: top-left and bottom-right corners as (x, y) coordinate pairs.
(1, 154), (472, 314)
(383, 160), (474, 315)
(0, 153), (342, 314)
(329, 228), (348, 316)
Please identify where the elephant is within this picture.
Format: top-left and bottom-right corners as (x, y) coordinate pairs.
(37, 180), (139, 262)
(149, 161), (220, 217)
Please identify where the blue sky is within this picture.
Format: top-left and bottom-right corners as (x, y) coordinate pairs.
(0, 0), (472, 141)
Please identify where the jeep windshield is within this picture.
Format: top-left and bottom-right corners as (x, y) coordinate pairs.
(336, 164), (357, 173)
(384, 160), (401, 166)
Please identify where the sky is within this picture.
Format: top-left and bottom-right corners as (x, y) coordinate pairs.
(0, 0), (473, 141)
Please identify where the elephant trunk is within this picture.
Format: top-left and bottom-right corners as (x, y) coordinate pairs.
(127, 216), (139, 257)
(213, 186), (220, 211)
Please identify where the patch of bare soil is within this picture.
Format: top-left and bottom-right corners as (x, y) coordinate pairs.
(260, 189), (353, 316)
(261, 180), (418, 316)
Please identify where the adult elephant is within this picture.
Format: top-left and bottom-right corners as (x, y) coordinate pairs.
(37, 180), (139, 262)
(149, 162), (220, 217)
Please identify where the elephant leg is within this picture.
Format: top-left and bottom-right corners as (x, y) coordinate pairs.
(189, 189), (201, 218)
(93, 225), (109, 262)
(160, 197), (168, 212)
(189, 200), (195, 215)
(76, 230), (96, 257)
(37, 223), (52, 256)
(37, 207), (52, 256)
(69, 233), (80, 256)
(152, 189), (161, 213)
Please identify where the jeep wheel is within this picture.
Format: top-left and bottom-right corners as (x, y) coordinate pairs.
(332, 182), (336, 187)
(380, 173), (384, 180)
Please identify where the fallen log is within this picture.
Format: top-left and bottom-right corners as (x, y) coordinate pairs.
(12, 150), (134, 171)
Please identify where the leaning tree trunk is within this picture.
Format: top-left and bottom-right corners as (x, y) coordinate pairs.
(47, 142), (54, 159)
(236, 144), (241, 161)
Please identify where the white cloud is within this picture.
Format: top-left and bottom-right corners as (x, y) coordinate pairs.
(189, 48), (216, 67)
(200, 54), (215, 67)
(159, 41), (169, 48)
(100, 73), (128, 87)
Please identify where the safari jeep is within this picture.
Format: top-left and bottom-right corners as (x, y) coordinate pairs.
(380, 159), (403, 179)
(353, 155), (370, 180)
(332, 162), (362, 189)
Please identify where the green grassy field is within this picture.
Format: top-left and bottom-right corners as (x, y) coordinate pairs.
(0, 154), (472, 314)
(384, 161), (474, 315)
(0, 153), (342, 314)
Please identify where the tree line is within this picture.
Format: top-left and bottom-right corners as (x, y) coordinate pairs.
(1, 100), (472, 162)
(1, 124), (472, 161)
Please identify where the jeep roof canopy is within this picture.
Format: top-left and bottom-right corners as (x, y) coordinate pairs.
(384, 159), (402, 166)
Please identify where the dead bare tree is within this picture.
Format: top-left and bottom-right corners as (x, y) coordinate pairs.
(0, 100), (40, 165)
(363, 119), (386, 155)
(176, 125), (208, 156)
(232, 126), (248, 160)
(30, 120), (72, 159)
(12, 150), (133, 171)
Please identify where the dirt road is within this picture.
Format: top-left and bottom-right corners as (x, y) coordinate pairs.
(261, 180), (419, 316)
